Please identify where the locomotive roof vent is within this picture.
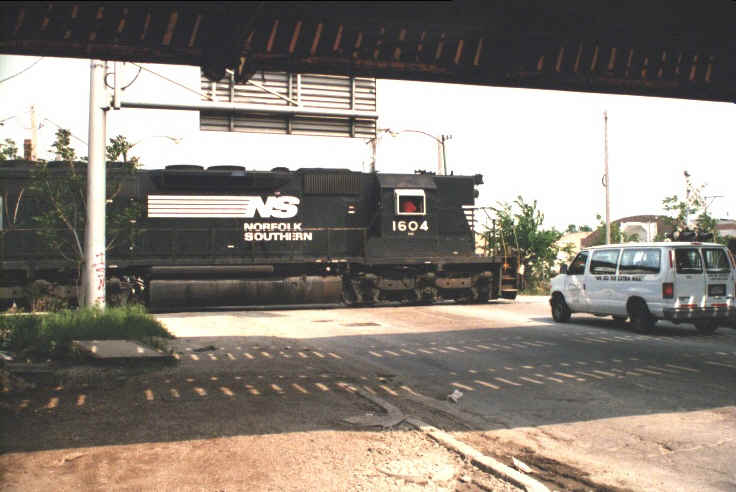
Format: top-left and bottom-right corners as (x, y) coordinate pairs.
(207, 165), (245, 171)
(165, 164), (204, 171)
(271, 166), (290, 173)
(297, 168), (352, 173)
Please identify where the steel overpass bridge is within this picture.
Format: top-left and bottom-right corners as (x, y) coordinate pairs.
(1, 1), (734, 102)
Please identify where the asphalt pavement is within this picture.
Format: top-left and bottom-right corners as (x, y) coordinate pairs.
(3, 297), (736, 491)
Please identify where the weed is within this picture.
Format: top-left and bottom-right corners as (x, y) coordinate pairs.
(0, 305), (173, 359)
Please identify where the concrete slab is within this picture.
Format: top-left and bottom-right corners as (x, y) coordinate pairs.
(73, 340), (171, 360)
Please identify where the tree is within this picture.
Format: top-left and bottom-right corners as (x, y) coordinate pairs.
(579, 225), (592, 232)
(482, 196), (562, 292)
(50, 129), (76, 161)
(0, 138), (19, 161)
(661, 171), (726, 244)
(28, 129), (142, 304)
(106, 134), (140, 166)
(588, 214), (640, 246)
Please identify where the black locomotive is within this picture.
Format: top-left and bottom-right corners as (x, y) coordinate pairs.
(0, 160), (519, 310)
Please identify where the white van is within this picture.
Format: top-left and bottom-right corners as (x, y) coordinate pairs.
(549, 242), (736, 334)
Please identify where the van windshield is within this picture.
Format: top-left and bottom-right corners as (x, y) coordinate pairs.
(675, 248), (702, 274)
(702, 248), (730, 273)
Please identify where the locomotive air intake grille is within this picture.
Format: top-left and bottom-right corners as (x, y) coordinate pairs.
(304, 174), (361, 195)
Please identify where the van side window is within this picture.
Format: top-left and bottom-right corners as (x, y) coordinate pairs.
(569, 251), (589, 275)
(675, 248), (702, 274)
(620, 249), (661, 274)
(702, 248), (730, 273)
(590, 249), (620, 275)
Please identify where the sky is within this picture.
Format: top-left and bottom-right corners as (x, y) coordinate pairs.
(1, 54), (734, 232)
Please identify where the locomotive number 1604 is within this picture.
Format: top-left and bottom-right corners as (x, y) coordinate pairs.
(392, 220), (429, 232)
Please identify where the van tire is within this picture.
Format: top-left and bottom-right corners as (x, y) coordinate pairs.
(551, 294), (571, 322)
(629, 301), (655, 333)
(694, 320), (718, 334)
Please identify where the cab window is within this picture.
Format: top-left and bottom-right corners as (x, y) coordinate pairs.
(702, 248), (730, 273)
(569, 251), (589, 275)
(675, 248), (702, 274)
(590, 249), (620, 275)
(620, 249), (661, 274)
(394, 189), (426, 216)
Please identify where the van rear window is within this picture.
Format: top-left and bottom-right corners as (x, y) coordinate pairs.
(675, 248), (703, 274)
(703, 248), (730, 273)
(619, 249), (660, 274)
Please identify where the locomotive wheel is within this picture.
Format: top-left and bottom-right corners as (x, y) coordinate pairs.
(475, 285), (490, 304)
(27, 279), (64, 312)
(107, 277), (128, 307)
(342, 281), (359, 306)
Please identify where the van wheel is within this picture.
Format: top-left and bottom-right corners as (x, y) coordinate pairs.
(551, 294), (571, 322)
(694, 320), (718, 334)
(629, 301), (655, 333)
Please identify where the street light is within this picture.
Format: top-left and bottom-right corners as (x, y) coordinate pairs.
(369, 128), (452, 175)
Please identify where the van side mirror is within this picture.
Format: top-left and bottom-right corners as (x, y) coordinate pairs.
(559, 264), (568, 275)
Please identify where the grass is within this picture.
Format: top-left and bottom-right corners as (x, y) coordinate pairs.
(0, 305), (174, 359)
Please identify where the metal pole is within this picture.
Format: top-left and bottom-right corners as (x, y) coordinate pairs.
(370, 136), (377, 173)
(441, 134), (449, 175)
(604, 111), (611, 244)
(30, 105), (38, 161)
(83, 60), (108, 307)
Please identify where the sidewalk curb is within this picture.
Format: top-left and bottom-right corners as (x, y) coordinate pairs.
(352, 388), (549, 492)
(405, 417), (549, 492)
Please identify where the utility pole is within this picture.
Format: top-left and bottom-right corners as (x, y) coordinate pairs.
(440, 134), (452, 175)
(29, 105), (38, 161)
(603, 111), (611, 244)
(83, 60), (108, 307)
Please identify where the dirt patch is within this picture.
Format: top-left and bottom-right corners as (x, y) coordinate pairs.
(0, 359), (520, 491)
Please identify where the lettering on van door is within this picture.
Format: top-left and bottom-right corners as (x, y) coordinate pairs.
(594, 275), (643, 281)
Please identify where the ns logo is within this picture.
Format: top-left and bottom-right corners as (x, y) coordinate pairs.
(146, 195), (300, 219)
(244, 196), (300, 219)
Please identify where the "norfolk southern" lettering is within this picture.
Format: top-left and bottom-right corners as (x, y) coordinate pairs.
(243, 222), (313, 241)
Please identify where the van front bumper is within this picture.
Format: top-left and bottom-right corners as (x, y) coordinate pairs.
(663, 306), (735, 322)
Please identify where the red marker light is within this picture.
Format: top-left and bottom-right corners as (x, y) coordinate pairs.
(662, 282), (674, 299)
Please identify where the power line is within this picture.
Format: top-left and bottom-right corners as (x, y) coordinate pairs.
(0, 57), (44, 85)
(130, 62), (213, 101)
(104, 64), (143, 91)
(41, 117), (88, 145)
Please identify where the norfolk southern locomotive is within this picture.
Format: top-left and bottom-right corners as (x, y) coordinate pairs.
(0, 161), (519, 310)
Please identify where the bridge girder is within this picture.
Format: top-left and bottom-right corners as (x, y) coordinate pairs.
(1, 1), (734, 101)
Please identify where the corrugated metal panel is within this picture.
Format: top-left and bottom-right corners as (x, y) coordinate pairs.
(200, 71), (377, 137)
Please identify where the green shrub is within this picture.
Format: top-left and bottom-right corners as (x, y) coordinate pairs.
(0, 305), (173, 359)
